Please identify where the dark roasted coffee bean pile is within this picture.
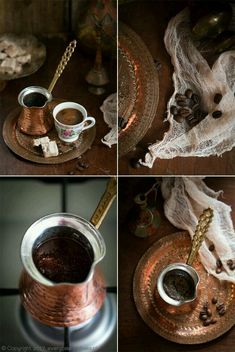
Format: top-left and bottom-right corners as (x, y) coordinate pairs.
(171, 89), (207, 127)
(199, 298), (226, 326)
(171, 90), (225, 125)
(199, 301), (217, 326)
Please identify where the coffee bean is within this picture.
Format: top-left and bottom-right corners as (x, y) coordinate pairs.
(227, 259), (233, 266)
(217, 303), (224, 310)
(76, 157), (88, 168)
(130, 159), (141, 169)
(177, 100), (189, 107)
(82, 162), (89, 169)
(216, 267), (222, 274)
(207, 309), (212, 317)
(76, 166), (84, 172)
(212, 110), (222, 119)
(192, 93), (200, 104)
(178, 107), (192, 118)
(200, 111), (208, 120)
(214, 93), (222, 104)
(194, 107), (203, 120)
(209, 244), (215, 251)
(185, 89), (193, 99)
(218, 308), (226, 316)
(201, 315), (208, 321)
(216, 258), (222, 268)
(188, 118), (198, 127)
(175, 93), (186, 101)
(170, 105), (178, 115)
(200, 314), (208, 321)
(203, 320), (211, 326)
(211, 319), (217, 324)
(191, 103), (200, 110)
(230, 263), (235, 270)
(200, 310), (207, 315)
(185, 114), (194, 121)
(212, 297), (218, 304)
(174, 114), (185, 123)
(77, 162), (84, 169)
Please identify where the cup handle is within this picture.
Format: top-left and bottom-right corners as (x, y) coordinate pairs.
(82, 116), (96, 130)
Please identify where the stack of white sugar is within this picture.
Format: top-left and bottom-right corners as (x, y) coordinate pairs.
(0, 39), (31, 75)
(33, 137), (59, 158)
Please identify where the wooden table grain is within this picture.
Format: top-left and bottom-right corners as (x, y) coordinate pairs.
(0, 37), (117, 175)
(118, 1), (235, 175)
(118, 177), (235, 352)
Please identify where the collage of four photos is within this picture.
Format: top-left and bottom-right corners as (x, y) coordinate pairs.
(0, 0), (235, 351)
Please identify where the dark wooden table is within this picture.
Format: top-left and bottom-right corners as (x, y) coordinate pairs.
(118, 1), (235, 175)
(0, 37), (117, 175)
(119, 177), (235, 351)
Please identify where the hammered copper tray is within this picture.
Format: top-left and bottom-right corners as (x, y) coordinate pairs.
(133, 232), (235, 344)
(2, 101), (96, 164)
(118, 23), (159, 157)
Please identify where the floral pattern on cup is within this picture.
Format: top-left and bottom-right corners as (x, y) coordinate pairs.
(61, 128), (77, 138)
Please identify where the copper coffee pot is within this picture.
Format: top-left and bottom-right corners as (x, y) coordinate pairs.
(19, 178), (117, 327)
(157, 208), (213, 306)
(17, 40), (77, 136)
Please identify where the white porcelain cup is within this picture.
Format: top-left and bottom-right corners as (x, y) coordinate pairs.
(53, 102), (96, 142)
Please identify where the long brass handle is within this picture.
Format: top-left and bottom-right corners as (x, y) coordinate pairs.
(187, 208), (213, 266)
(90, 177), (117, 229)
(48, 40), (77, 93)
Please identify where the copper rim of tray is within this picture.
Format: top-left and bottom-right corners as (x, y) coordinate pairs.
(133, 231), (235, 344)
(118, 22), (159, 157)
(2, 101), (96, 164)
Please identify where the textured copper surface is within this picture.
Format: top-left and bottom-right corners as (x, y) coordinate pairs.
(2, 101), (96, 164)
(133, 232), (235, 344)
(19, 267), (106, 327)
(18, 105), (53, 136)
(118, 23), (159, 157)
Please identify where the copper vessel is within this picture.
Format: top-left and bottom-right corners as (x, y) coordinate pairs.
(17, 86), (53, 135)
(17, 40), (77, 136)
(19, 213), (106, 327)
(157, 208), (213, 306)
